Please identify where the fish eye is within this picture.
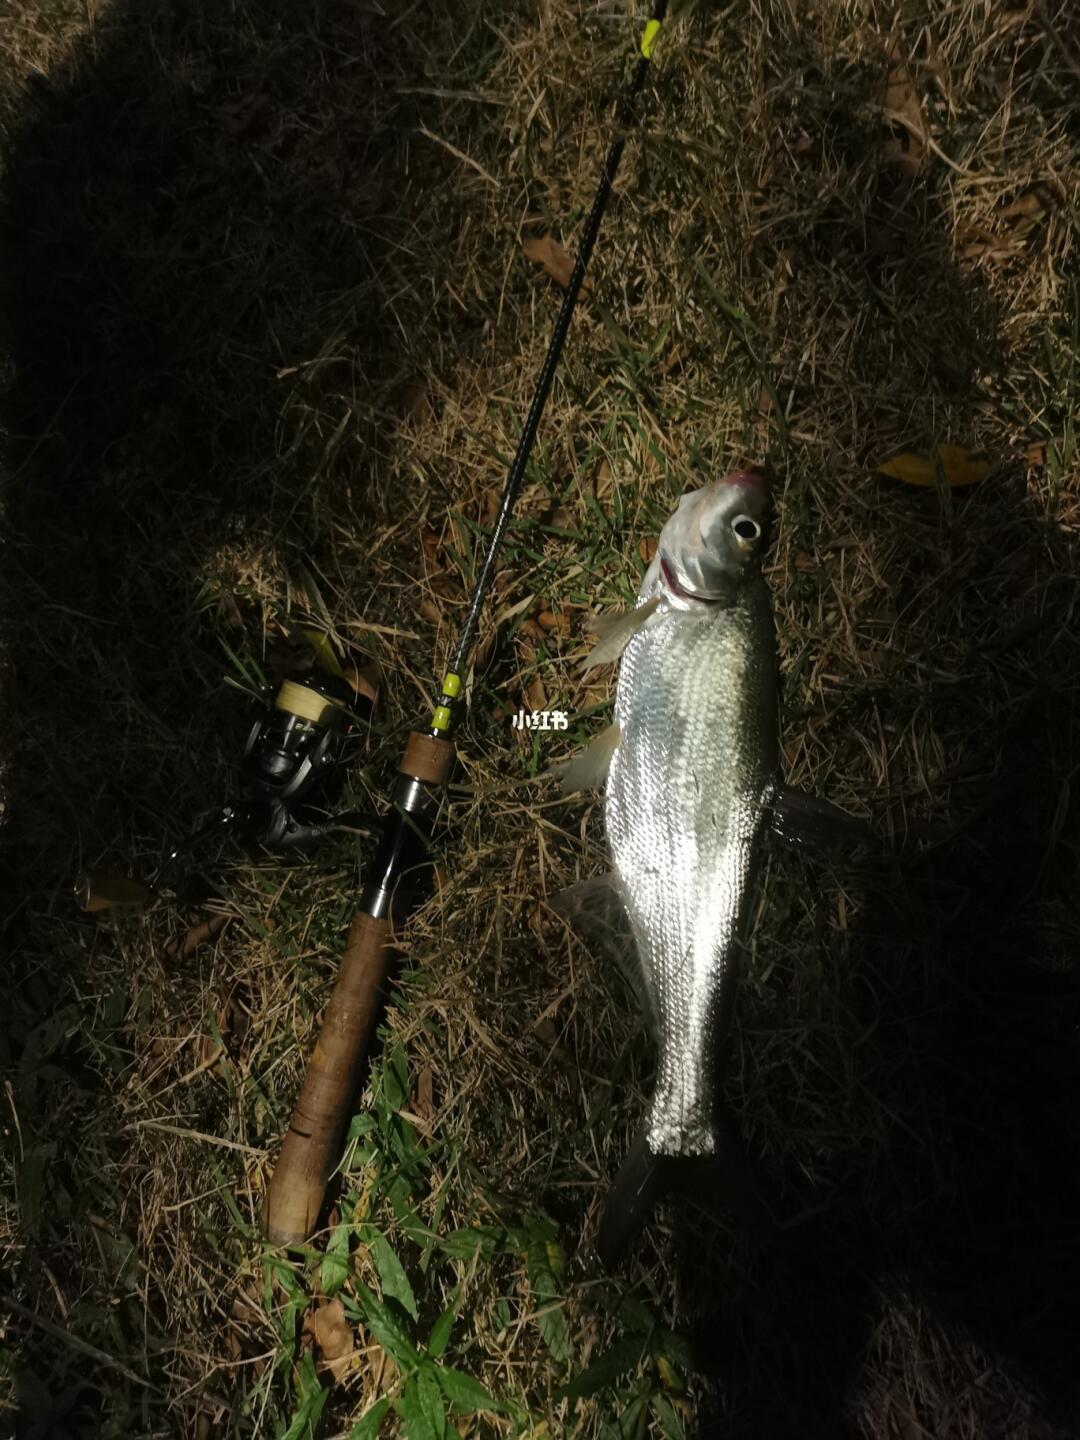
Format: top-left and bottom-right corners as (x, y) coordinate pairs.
(731, 514), (761, 548)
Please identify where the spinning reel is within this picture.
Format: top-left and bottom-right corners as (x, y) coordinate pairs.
(75, 636), (378, 913)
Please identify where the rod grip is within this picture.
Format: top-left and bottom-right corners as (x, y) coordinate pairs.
(262, 911), (393, 1245)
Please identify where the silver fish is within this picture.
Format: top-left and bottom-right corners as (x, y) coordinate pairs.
(562, 467), (780, 1260)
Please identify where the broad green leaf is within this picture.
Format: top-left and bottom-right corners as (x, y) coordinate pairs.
(353, 1280), (420, 1370)
(439, 1226), (505, 1261)
(369, 1233), (418, 1321)
(282, 1354), (328, 1439)
(535, 1300), (571, 1363)
(877, 444), (991, 488)
(425, 1305), (456, 1360)
(348, 1397), (391, 1439)
(433, 1365), (500, 1415)
(556, 1337), (649, 1403)
(321, 1220), (351, 1297)
(417, 1365), (449, 1437)
(655, 1327), (693, 1376)
(399, 1374), (437, 1440)
(297, 626), (344, 678)
(617, 1394), (648, 1438)
(651, 1393), (686, 1440)
(525, 1237), (572, 1363)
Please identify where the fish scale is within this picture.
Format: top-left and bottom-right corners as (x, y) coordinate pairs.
(605, 568), (779, 1156)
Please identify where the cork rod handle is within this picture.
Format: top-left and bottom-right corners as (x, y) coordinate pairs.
(262, 911), (393, 1246)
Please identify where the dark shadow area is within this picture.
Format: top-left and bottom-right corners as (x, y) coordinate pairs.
(0, 1), (480, 1429)
(651, 42), (1080, 1440)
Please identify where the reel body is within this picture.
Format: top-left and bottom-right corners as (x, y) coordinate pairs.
(75, 651), (378, 912)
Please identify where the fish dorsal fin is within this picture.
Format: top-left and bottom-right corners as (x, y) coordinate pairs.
(558, 721), (622, 797)
(580, 595), (661, 673)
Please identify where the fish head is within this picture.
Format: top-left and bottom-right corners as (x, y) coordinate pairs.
(657, 467), (770, 607)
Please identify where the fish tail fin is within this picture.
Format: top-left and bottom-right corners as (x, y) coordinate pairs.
(595, 1128), (675, 1271)
(596, 1120), (803, 1270)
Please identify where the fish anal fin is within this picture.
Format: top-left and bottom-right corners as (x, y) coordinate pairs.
(557, 721), (621, 797)
(580, 595), (661, 672)
(769, 785), (876, 852)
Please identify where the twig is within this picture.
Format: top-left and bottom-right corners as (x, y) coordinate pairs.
(415, 125), (499, 186)
(0, 1295), (161, 1392)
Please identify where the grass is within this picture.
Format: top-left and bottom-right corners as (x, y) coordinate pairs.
(2, 0), (1080, 1436)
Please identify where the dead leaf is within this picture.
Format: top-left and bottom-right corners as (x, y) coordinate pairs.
(877, 444), (991, 488)
(638, 536), (657, 565)
(998, 189), (1046, 222)
(537, 607), (570, 635)
(519, 618), (546, 642)
(1024, 440), (1047, 468)
(429, 573), (465, 601)
(302, 1298), (355, 1379)
(416, 1066), (434, 1123)
(419, 599), (442, 627)
(522, 233), (592, 292)
(165, 912), (230, 962)
(525, 675), (547, 711)
(658, 343), (684, 377)
(794, 551), (818, 573)
(882, 42), (927, 175)
(398, 377), (431, 424)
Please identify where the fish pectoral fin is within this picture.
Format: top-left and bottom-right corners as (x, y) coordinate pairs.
(580, 594), (661, 672)
(768, 785), (878, 853)
(557, 721), (622, 797)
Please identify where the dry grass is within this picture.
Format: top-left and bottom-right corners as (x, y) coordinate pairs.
(2, 0), (1079, 1436)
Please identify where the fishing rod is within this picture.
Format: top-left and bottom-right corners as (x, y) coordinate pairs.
(262, 0), (671, 1246)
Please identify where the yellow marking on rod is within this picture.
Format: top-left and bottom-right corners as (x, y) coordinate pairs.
(640, 18), (661, 59)
(431, 705), (452, 732)
(441, 671), (462, 698)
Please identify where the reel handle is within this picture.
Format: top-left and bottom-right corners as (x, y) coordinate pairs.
(261, 911), (394, 1246)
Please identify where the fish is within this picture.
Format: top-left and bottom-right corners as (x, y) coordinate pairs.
(561, 466), (784, 1264)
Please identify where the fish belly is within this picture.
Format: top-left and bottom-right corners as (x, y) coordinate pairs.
(604, 580), (777, 1157)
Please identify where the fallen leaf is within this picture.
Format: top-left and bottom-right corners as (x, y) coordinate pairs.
(398, 377), (431, 424)
(165, 912), (230, 962)
(522, 233), (592, 292)
(525, 674), (547, 711)
(1025, 440), (1047, 468)
(794, 551), (818, 573)
(429, 573), (465, 601)
(998, 189), (1046, 222)
(877, 444), (991, 488)
(519, 618), (546, 642)
(302, 1298), (355, 1379)
(882, 41), (927, 175)
(419, 599), (442, 627)
(537, 607), (570, 634)
(415, 1066), (434, 1123)
(638, 536), (657, 564)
